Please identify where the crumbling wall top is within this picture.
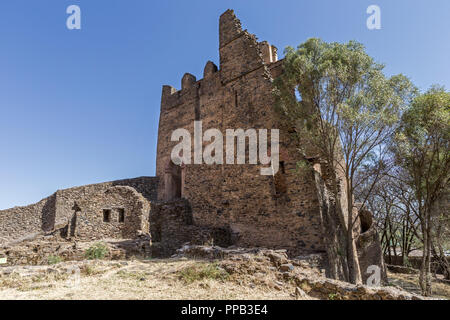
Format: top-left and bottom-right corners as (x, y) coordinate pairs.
(219, 9), (243, 48)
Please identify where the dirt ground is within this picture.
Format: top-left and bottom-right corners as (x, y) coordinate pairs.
(1, 257), (449, 300)
(0, 258), (297, 300)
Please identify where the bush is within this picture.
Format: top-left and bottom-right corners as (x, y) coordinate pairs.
(328, 293), (341, 300)
(84, 242), (109, 260)
(179, 263), (229, 284)
(47, 255), (63, 265)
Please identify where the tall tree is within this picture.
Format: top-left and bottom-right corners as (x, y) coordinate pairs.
(273, 38), (415, 284)
(358, 171), (421, 266)
(394, 86), (450, 295)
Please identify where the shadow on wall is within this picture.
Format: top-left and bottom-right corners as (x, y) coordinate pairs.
(41, 193), (57, 233)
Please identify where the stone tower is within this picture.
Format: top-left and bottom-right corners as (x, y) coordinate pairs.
(156, 10), (324, 256)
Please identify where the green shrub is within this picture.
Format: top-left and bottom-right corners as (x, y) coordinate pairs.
(47, 255), (63, 265)
(328, 293), (340, 300)
(84, 242), (109, 260)
(179, 263), (229, 284)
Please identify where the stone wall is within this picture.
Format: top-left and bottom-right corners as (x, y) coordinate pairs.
(387, 255), (450, 275)
(0, 237), (152, 266)
(150, 199), (239, 257)
(53, 176), (158, 230)
(156, 10), (323, 256)
(0, 177), (158, 245)
(0, 194), (56, 246)
(73, 186), (150, 240)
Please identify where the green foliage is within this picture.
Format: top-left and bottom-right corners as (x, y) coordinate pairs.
(328, 293), (340, 300)
(394, 86), (450, 200)
(273, 38), (416, 177)
(295, 159), (314, 178)
(84, 242), (109, 260)
(179, 263), (229, 284)
(393, 86), (449, 295)
(47, 255), (63, 265)
(273, 38), (417, 284)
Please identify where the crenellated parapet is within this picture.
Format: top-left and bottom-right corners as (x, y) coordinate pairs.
(181, 73), (197, 90)
(259, 41), (278, 64)
(160, 81), (199, 111)
(203, 61), (218, 78)
(160, 9), (281, 112)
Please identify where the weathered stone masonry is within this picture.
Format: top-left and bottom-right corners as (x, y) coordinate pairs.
(156, 10), (323, 256)
(0, 177), (158, 245)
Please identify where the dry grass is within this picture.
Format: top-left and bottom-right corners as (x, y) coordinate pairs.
(0, 259), (295, 300)
(5, 258), (443, 300)
(388, 272), (450, 299)
(0, 271), (70, 292)
(178, 262), (229, 284)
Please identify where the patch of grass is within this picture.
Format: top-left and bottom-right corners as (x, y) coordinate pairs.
(47, 255), (63, 265)
(0, 272), (69, 291)
(328, 293), (340, 300)
(80, 265), (104, 276)
(116, 270), (147, 281)
(84, 242), (109, 260)
(179, 263), (229, 284)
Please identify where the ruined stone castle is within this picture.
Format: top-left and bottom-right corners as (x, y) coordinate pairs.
(0, 10), (384, 279)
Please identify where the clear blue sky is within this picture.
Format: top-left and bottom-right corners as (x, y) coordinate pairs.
(0, 0), (449, 209)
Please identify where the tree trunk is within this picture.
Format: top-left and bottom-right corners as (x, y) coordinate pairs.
(419, 214), (432, 296)
(432, 237), (450, 280)
(346, 228), (363, 284)
(346, 189), (362, 285)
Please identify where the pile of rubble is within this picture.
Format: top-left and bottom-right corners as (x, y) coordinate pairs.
(0, 235), (151, 266)
(176, 244), (427, 300)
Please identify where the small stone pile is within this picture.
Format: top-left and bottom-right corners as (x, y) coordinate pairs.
(176, 244), (427, 300)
